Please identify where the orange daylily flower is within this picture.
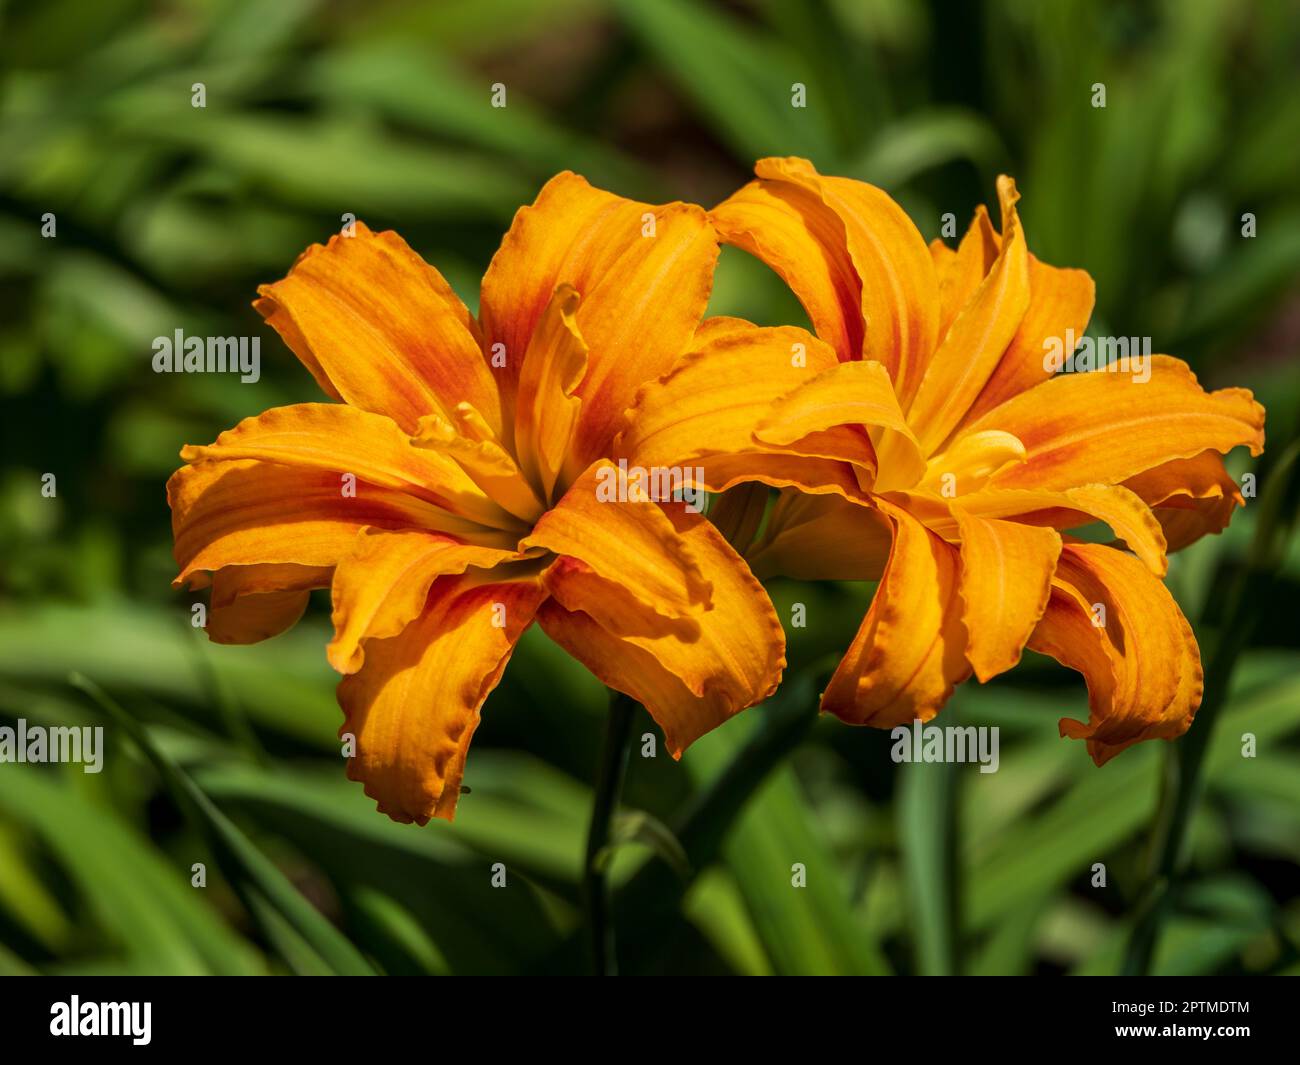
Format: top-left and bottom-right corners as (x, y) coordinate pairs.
(168, 173), (785, 824)
(621, 157), (1265, 765)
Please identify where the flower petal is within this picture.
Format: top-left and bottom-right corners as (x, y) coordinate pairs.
(1122, 450), (1245, 552)
(479, 171), (717, 472)
(692, 453), (870, 500)
(338, 573), (546, 824)
(411, 408), (545, 525)
(908, 176), (1030, 452)
(963, 356), (1265, 490)
(751, 158), (940, 404)
(920, 429), (1026, 496)
(541, 555), (696, 641)
(951, 509), (1061, 682)
(821, 499), (970, 727)
(1026, 543), (1202, 765)
(168, 459), (512, 589)
(327, 528), (527, 674)
(963, 255), (1095, 423)
(520, 460), (712, 620)
(753, 359), (925, 492)
(181, 403), (521, 533)
(711, 175), (864, 362)
(255, 222), (499, 436)
(537, 505), (784, 754)
(208, 590), (311, 645)
(205, 563), (331, 645)
(480, 172), (643, 399)
(618, 317), (870, 490)
(513, 283), (588, 502)
(892, 483), (1169, 576)
(931, 206), (1000, 344)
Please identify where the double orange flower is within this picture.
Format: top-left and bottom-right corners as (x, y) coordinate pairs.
(170, 159), (1263, 823)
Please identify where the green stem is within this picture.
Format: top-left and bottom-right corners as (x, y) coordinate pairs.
(615, 661), (841, 971)
(582, 690), (636, 976)
(1121, 441), (1300, 975)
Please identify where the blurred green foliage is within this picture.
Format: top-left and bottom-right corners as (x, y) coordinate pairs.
(1, 0), (1298, 975)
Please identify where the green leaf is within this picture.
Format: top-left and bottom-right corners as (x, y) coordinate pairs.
(71, 674), (376, 975)
(193, 757), (575, 974)
(591, 664), (889, 974)
(0, 765), (262, 974)
(109, 108), (534, 221)
(615, 0), (834, 162)
(967, 745), (1161, 932)
(851, 109), (1007, 189)
(308, 43), (655, 198)
(966, 894), (1050, 977)
(898, 756), (960, 974)
(678, 683), (888, 975)
(682, 868), (772, 975)
(0, 604), (338, 750)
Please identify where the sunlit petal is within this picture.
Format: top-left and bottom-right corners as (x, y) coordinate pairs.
(255, 222), (499, 435)
(821, 499), (970, 727)
(1027, 543), (1202, 765)
(338, 573), (546, 824)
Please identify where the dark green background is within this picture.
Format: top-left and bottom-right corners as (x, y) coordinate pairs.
(1, 0), (1297, 975)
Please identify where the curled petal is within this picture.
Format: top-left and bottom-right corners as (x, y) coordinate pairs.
(542, 555), (697, 641)
(712, 177), (865, 362)
(919, 429), (1027, 496)
(822, 499), (970, 727)
(338, 573), (547, 824)
(328, 528), (528, 674)
(964, 255), (1095, 423)
(513, 283), (588, 502)
(618, 318), (866, 492)
(688, 452), (869, 500)
(892, 483), (1169, 576)
(951, 510), (1061, 682)
(964, 355), (1265, 490)
(538, 506), (784, 755)
(205, 563), (331, 645)
(411, 408), (545, 525)
(1026, 543), (1202, 765)
(255, 222), (499, 436)
(908, 176), (1030, 452)
(480, 172), (644, 399)
(168, 460), (512, 589)
(479, 171), (717, 472)
(207, 591), (310, 645)
(749, 157), (940, 404)
(182, 403), (520, 533)
(1123, 450), (1245, 552)
(520, 461), (712, 620)
(931, 206), (1000, 344)
(754, 359), (924, 492)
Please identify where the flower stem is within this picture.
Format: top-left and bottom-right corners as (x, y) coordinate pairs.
(1121, 440), (1300, 975)
(562, 664), (825, 972)
(583, 689), (637, 975)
